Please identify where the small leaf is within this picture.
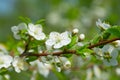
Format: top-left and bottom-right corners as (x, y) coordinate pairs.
(106, 26), (120, 37)
(91, 34), (102, 44)
(19, 16), (31, 24)
(26, 56), (38, 62)
(0, 68), (8, 75)
(36, 19), (45, 24)
(67, 35), (78, 49)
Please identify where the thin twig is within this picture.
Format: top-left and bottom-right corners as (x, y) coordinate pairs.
(88, 38), (120, 49)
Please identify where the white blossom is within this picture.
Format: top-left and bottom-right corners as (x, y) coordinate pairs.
(96, 19), (110, 30)
(28, 23), (46, 40)
(0, 54), (13, 69)
(12, 56), (28, 73)
(45, 31), (71, 49)
(102, 45), (118, 66)
(11, 23), (27, 40)
(30, 60), (51, 77)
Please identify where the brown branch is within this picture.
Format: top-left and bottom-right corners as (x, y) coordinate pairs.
(24, 50), (76, 57)
(88, 38), (120, 49)
(20, 38), (120, 57)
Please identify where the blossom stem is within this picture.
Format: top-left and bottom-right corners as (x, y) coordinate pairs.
(20, 38), (120, 57)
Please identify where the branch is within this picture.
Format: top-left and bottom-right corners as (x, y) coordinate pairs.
(23, 50), (76, 57)
(88, 38), (120, 49)
(20, 38), (120, 57)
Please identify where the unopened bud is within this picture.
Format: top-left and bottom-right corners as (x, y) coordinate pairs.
(72, 28), (79, 34)
(79, 34), (85, 40)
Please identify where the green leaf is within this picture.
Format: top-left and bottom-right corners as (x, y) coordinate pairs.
(67, 35), (78, 49)
(91, 34), (102, 44)
(26, 56), (38, 62)
(0, 68), (8, 75)
(80, 48), (93, 54)
(102, 32), (110, 40)
(36, 19), (45, 24)
(19, 16), (31, 24)
(106, 26), (120, 37)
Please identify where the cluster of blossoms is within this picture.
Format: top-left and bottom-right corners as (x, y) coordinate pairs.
(0, 19), (120, 78)
(10, 22), (74, 77)
(0, 44), (28, 73)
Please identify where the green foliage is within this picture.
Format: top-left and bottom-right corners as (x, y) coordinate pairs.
(0, 68), (8, 75)
(67, 35), (78, 49)
(106, 26), (120, 37)
(19, 17), (31, 24)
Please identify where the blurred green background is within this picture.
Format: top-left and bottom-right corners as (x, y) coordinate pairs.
(0, 0), (120, 80)
(0, 0), (120, 42)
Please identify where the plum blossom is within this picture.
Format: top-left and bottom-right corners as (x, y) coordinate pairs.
(0, 54), (13, 69)
(96, 19), (110, 30)
(12, 56), (28, 73)
(30, 60), (51, 77)
(45, 31), (71, 49)
(28, 23), (46, 40)
(102, 45), (118, 66)
(52, 56), (71, 71)
(11, 23), (27, 40)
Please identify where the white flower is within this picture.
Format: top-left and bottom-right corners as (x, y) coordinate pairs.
(30, 60), (51, 77)
(28, 23), (46, 40)
(102, 45), (118, 66)
(12, 56), (28, 73)
(0, 54), (13, 69)
(11, 23), (27, 40)
(45, 31), (71, 49)
(96, 19), (110, 30)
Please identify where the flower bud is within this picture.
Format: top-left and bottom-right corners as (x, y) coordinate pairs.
(79, 34), (85, 40)
(72, 28), (79, 34)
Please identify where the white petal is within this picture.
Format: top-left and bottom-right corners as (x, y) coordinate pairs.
(102, 45), (110, 53)
(45, 39), (55, 46)
(111, 49), (118, 58)
(49, 32), (60, 39)
(103, 59), (111, 66)
(38, 62), (50, 77)
(54, 43), (63, 49)
(34, 32), (46, 40)
(93, 65), (101, 78)
(35, 24), (43, 31)
(14, 34), (21, 40)
(61, 38), (71, 46)
(18, 23), (27, 30)
(11, 26), (19, 33)
(60, 31), (69, 39)
(28, 23), (36, 32)
(110, 59), (118, 66)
